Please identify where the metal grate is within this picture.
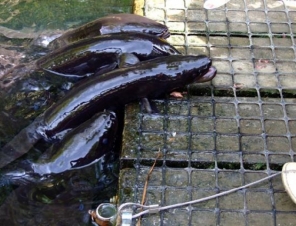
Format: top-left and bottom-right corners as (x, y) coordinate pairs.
(119, 0), (296, 225)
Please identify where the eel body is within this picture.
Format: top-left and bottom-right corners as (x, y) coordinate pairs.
(48, 13), (170, 49)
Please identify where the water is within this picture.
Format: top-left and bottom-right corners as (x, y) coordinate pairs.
(0, 0), (133, 75)
(0, 153), (120, 225)
(0, 0), (132, 225)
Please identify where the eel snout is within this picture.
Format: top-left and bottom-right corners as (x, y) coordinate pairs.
(195, 66), (217, 83)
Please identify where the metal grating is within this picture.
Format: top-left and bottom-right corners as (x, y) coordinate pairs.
(119, 0), (296, 225)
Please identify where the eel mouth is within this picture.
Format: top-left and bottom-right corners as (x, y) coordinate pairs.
(158, 29), (170, 39)
(195, 66), (217, 83)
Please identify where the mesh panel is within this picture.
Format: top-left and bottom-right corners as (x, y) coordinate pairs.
(120, 0), (296, 225)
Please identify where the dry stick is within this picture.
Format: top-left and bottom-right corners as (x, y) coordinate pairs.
(136, 149), (162, 226)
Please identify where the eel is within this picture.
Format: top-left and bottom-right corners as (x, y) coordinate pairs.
(0, 55), (216, 168)
(0, 33), (179, 144)
(39, 54), (216, 138)
(32, 111), (117, 175)
(48, 13), (170, 50)
(1, 111), (117, 185)
(37, 32), (180, 79)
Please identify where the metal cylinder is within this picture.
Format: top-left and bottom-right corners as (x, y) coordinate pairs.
(94, 203), (117, 226)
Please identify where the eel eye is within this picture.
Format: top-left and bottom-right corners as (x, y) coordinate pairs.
(105, 119), (113, 128)
(102, 138), (108, 145)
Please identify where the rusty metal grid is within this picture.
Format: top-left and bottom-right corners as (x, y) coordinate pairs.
(119, 0), (296, 225)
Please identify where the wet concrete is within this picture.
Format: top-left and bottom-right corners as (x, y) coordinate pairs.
(119, 0), (296, 225)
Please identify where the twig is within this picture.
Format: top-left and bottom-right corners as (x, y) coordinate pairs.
(136, 149), (162, 226)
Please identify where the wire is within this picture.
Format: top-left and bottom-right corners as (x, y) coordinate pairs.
(118, 202), (149, 214)
(118, 171), (289, 220)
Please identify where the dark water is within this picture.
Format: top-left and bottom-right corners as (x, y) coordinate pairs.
(0, 152), (120, 225)
(0, 0), (133, 225)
